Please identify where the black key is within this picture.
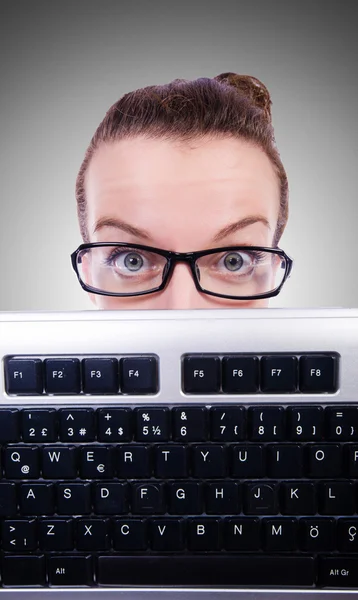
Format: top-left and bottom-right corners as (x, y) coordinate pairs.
(182, 355), (220, 393)
(45, 358), (81, 394)
(80, 446), (112, 479)
(117, 445), (151, 478)
(231, 445), (265, 478)
(2, 519), (37, 551)
(57, 482), (92, 515)
(325, 406), (358, 440)
(2, 555), (45, 586)
(20, 483), (55, 515)
(59, 408), (95, 441)
(244, 482), (278, 515)
(280, 482), (317, 515)
(307, 444), (342, 477)
(135, 408), (170, 441)
(287, 406), (324, 441)
(93, 482), (128, 515)
(132, 482), (165, 514)
(113, 518), (147, 550)
(172, 407), (208, 441)
(318, 482), (355, 514)
(192, 445), (226, 478)
(260, 355), (298, 392)
(299, 518), (335, 551)
(300, 354), (338, 392)
(187, 518), (220, 550)
(224, 518), (260, 551)
(5, 358), (43, 394)
(155, 445), (187, 478)
(222, 356), (259, 393)
(346, 445), (358, 476)
(249, 407), (285, 441)
(97, 555), (315, 586)
(150, 519), (185, 551)
(21, 409), (57, 442)
(263, 518), (297, 551)
(210, 406), (246, 441)
(267, 444), (303, 478)
(4, 446), (39, 479)
(82, 357), (118, 393)
(168, 482), (202, 515)
(205, 482), (240, 514)
(319, 556), (358, 588)
(48, 555), (93, 586)
(337, 519), (358, 552)
(39, 518), (73, 551)
(42, 446), (77, 478)
(97, 408), (132, 442)
(77, 518), (110, 550)
(0, 482), (17, 517)
(0, 409), (20, 442)
(120, 356), (158, 393)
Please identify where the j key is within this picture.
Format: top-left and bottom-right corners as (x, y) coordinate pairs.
(117, 445), (151, 478)
(5, 358), (43, 395)
(42, 446), (77, 479)
(1, 555), (46, 586)
(93, 482), (128, 515)
(183, 356), (221, 393)
(249, 407), (285, 441)
(260, 355), (298, 392)
(263, 518), (297, 551)
(221, 356), (259, 393)
(318, 482), (355, 514)
(131, 482), (165, 514)
(205, 482), (240, 514)
(4, 446), (40, 479)
(82, 358), (118, 394)
(307, 445), (342, 477)
(224, 518), (260, 551)
(0, 409), (20, 443)
(231, 445), (265, 478)
(280, 482), (317, 515)
(155, 445), (188, 478)
(267, 444), (303, 478)
(80, 446), (112, 479)
(19, 483), (55, 515)
(244, 482), (278, 515)
(48, 555), (93, 586)
(97, 408), (132, 442)
(325, 407), (358, 440)
(337, 519), (358, 552)
(168, 482), (202, 515)
(0, 483), (17, 517)
(287, 406), (323, 441)
(113, 519), (147, 551)
(21, 409), (57, 442)
(56, 482), (92, 515)
(2, 519), (37, 551)
(187, 518), (220, 551)
(192, 445), (226, 477)
(299, 518), (335, 551)
(210, 406), (246, 441)
(44, 358), (81, 394)
(39, 519), (73, 551)
(172, 407), (208, 441)
(135, 408), (170, 441)
(150, 519), (185, 551)
(77, 519), (110, 550)
(59, 409), (95, 442)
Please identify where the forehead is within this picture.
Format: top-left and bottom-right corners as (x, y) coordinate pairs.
(84, 136), (280, 247)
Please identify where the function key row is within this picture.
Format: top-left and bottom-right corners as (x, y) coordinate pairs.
(4, 356), (158, 395)
(0, 406), (357, 443)
(183, 354), (339, 394)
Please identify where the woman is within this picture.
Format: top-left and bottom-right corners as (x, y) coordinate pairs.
(71, 73), (293, 309)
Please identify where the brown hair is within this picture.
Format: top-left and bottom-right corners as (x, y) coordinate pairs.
(76, 72), (288, 245)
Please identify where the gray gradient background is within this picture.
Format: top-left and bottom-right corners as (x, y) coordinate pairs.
(0, 0), (357, 311)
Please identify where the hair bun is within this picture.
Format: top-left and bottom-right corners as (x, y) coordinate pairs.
(214, 72), (272, 122)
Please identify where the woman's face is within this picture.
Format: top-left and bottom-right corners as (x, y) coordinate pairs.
(84, 136), (280, 309)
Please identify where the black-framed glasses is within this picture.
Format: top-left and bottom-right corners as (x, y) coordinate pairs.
(71, 242), (293, 301)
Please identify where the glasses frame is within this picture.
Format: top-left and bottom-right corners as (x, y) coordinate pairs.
(71, 242), (293, 300)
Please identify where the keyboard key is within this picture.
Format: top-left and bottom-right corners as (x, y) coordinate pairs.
(224, 518), (260, 551)
(2, 555), (45, 586)
(80, 446), (113, 479)
(325, 406), (358, 440)
(307, 444), (342, 478)
(44, 358), (81, 394)
(318, 482), (355, 515)
(48, 555), (93, 586)
(93, 482), (128, 515)
(4, 446), (40, 479)
(82, 357), (118, 393)
(155, 445), (188, 478)
(42, 445), (78, 479)
(135, 408), (170, 441)
(131, 482), (165, 514)
(260, 355), (298, 392)
(299, 354), (338, 393)
(192, 445), (226, 478)
(117, 445), (151, 478)
(210, 406), (246, 441)
(187, 518), (220, 551)
(59, 408), (95, 442)
(19, 483), (55, 515)
(231, 445), (265, 478)
(113, 518), (147, 551)
(0, 409), (20, 443)
(2, 519), (37, 551)
(222, 356), (259, 393)
(97, 408), (132, 442)
(299, 518), (335, 551)
(56, 482), (92, 515)
(168, 482), (203, 515)
(76, 519), (110, 550)
(21, 409), (57, 442)
(173, 407), (208, 441)
(287, 406), (324, 441)
(249, 407), (285, 441)
(263, 518), (297, 551)
(5, 358), (43, 394)
(0, 482), (17, 517)
(244, 482), (278, 515)
(280, 482), (317, 515)
(205, 482), (240, 514)
(319, 556), (358, 587)
(150, 519), (185, 551)
(267, 444), (303, 478)
(120, 356), (158, 394)
(182, 355), (220, 393)
(337, 519), (358, 552)
(39, 518), (73, 551)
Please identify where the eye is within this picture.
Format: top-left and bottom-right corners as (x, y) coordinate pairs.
(106, 250), (146, 273)
(222, 252), (245, 271)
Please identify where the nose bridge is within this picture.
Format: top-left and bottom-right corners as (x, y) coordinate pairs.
(161, 260), (200, 308)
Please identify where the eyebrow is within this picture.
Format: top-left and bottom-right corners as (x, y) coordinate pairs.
(92, 215), (270, 242)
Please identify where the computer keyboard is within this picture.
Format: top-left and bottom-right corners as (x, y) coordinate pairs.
(0, 306), (358, 599)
